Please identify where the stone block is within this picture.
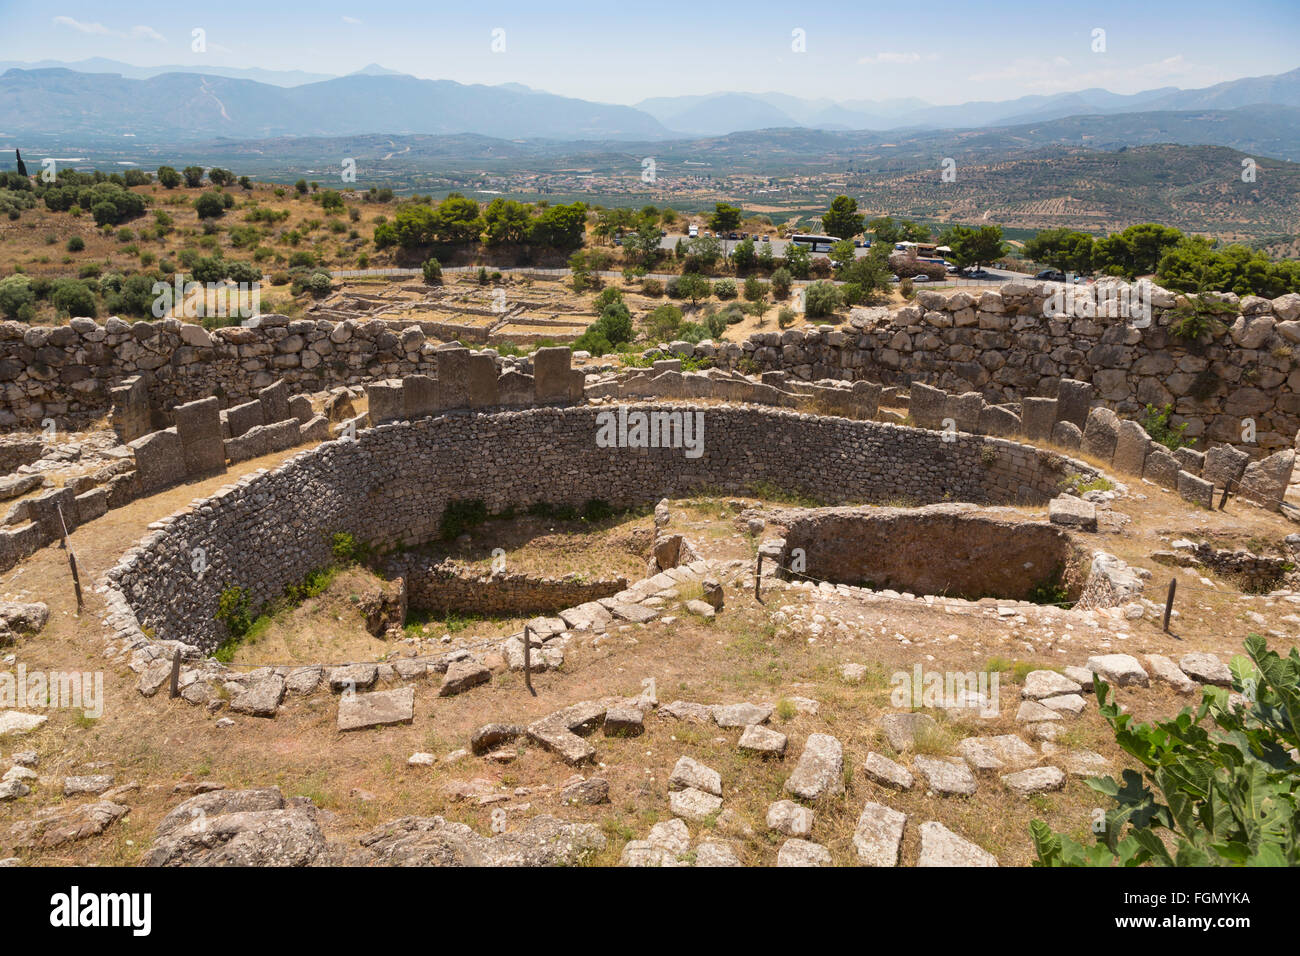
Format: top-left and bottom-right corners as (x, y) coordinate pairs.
(130, 428), (186, 494)
(909, 382), (947, 430)
(1081, 406), (1120, 462)
(467, 352), (499, 408)
(435, 348), (472, 409)
(1239, 449), (1295, 511)
(1174, 446), (1204, 475)
(174, 396), (226, 478)
(533, 347), (576, 404)
(978, 404), (1020, 437)
(1055, 378), (1094, 430)
(225, 400), (265, 439)
(289, 394), (314, 424)
(1202, 444), (1250, 492)
(1177, 470), (1214, 509)
(402, 375), (438, 420)
(1020, 397), (1057, 442)
(299, 415), (330, 444)
(1051, 420), (1082, 450)
(1111, 420), (1150, 475)
(258, 378), (292, 424)
(366, 379), (405, 425)
(1143, 449), (1181, 489)
(497, 370), (534, 406)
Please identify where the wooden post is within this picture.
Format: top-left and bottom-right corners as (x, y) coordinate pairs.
(56, 504), (83, 612)
(522, 624), (535, 696)
(168, 650), (182, 699)
(754, 554), (763, 604)
(1162, 578), (1177, 634)
(1218, 483), (1231, 511)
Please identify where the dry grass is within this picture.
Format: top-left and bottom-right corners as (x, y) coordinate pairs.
(1, 452), (1297, 867)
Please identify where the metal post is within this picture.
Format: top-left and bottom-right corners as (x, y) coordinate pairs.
(523, 624), (535, 696)
(754, 554), (763, 603)
(1162, 578), (1177, 634)
(168, 650), (182, 698)
(56, 504), (83, 612)
(1218, 483), (1231, 511)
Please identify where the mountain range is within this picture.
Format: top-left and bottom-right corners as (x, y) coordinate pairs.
(1, 61), (1298, 142)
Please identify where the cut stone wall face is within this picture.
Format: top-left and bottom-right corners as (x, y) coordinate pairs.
(130, 427), (187, 494)
(366, 379), (404, 426)
(435, 348), (472, 410)
(258, 379), (291, 425)
(1055, 379), (1094, 431)
(225, 400), (265, 439)
(402, 375), (438, 420)
(174, 397), (227, 478)
(1019, 397), (1057, 442)
(533, 347), (575, 404)
(109, 375), (151, 443)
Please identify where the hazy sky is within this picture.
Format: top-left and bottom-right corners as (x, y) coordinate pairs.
(2, 0), (1297, 105)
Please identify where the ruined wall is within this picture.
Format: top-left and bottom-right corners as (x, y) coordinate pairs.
(8, 280), (1299, 457)
(0, 314), (493, 427)
(780, 504), (1080, 601)
(706, 281), (1300, 454)
(390, 556), (627, 616)
(103, 404), (1108, 652)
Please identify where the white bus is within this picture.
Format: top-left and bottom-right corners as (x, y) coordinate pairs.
(790, 233), (838, 254)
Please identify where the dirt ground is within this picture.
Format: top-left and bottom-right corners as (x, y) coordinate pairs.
(1, 431), (1296, 866)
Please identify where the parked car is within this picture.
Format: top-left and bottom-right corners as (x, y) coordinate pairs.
(1036, 269), (1067, 282)
(761, 235), (770, 242)
(912, 275), (930, 283)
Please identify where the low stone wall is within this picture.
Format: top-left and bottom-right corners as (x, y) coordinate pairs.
(779, 504), (1082, 601)
(389, 555), (626, 617)
(103, 403), (1109, 652)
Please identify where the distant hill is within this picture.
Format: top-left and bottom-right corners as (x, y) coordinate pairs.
(636, 67), (1300, 135)
(0, 68), (674, 141)
(0, 57), (335, 87)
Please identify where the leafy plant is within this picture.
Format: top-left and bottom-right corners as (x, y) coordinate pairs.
(1031, 636), (1300, 866)
(440, 499), (489, 541)
(1140, 403), (1195, 451)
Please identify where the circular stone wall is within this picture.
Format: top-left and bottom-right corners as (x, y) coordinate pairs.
(104, 404), (1106, 652)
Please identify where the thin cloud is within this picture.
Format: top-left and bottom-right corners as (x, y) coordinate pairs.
(342, 16), (363, 25)
(53, 16), (166, 42)
(858, 52), (938, 64)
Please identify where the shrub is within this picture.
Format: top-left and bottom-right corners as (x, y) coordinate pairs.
(0, 275), (35, 320)
(1031, 636), (1300, 866)
(770, 267), (792, 299)
(215, 586), (253, 640)
(50, 278), (96, 317)
(193, 191), (226, 219)
(713, 278), (737, 300)
(644, 303), (683, 342)
(641, 277), (664, 297)
(66, 236), (85, 252)
(803, 280), (843, 318)
(1140, 403), (1194, 450)
(421, 257), (443, 285)
(777, 306), (796, 329)
(441, 499), (489, 540)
